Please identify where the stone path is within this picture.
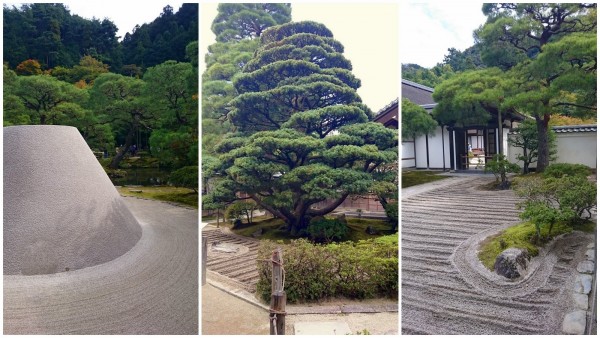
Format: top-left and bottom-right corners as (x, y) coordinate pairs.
(401, 176), (594, 334)
(202, 226), (261, 292)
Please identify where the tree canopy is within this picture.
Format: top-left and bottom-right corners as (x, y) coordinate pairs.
(205, 21), (397, 235)
(202, 3), (292, 157)
(401, 98), (437, 141)
(478, 3), (597, 171)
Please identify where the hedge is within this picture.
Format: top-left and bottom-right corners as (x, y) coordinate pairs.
(256, 235), (398, 303)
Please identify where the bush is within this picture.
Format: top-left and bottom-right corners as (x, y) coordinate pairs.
(169, 166), (198, 192)
(543, 163), (592, 178)
(484, 154), (520, 189)
(384, 203), (398, 231)
(306, 218), (348, 243)
(224, 200), (258, 226)
(514, 174), (597, 242)
(256, 235), (398, 303)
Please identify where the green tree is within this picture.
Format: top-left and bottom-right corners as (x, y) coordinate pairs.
(202, 4), (292, 157)
(432, 68), (517, 154)
(401, 98), (437, 141)
(484, 154), (521, 189)
(211, 3), (291, 42)
(89, 73), (154, 169)
(169, 165), (198, 193)
(479, 3), (597, 172)
(206, 21), (397, 235)
(11, 75), (87, 125)
(508, 119), (557, 174)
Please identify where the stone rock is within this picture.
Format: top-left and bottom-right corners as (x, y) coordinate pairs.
(577, 261), (595, 274)
(587, 242), (595, 249)
(574, 274), (593, 294)
(562, 310), (586, 335)
(251, 228), (263, 238)
(494, 248), (530, 279)
(573, 293), (589, 310)
(585, 249), (595, 261)
(365, 225), (378, 235)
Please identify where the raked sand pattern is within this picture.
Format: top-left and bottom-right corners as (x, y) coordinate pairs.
(4, 125), (198, 334)
(401, 176), (593, 334)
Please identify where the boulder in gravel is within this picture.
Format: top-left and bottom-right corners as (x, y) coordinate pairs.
(574, 274), (593, 294)
(577, 260), (594, 274)
(493, 248), (530, 279)
(573, 293), (589, 310)
(562, 310), (586, 334)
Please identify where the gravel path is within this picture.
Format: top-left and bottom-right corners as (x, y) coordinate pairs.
(4, 198), (198, 335)
(401, 176), (594, 334)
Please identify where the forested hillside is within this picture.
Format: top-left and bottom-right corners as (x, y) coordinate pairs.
(4, 3), (198, 73)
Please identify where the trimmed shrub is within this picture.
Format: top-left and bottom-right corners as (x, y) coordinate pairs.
(515, 174), (597, 242)
(256, 235), (398, 303)
(169, 166), (198, 192)
(306, 218), (348, 243)
(543, 163), (592, 178)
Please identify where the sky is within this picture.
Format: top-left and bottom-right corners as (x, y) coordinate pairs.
(400, 1), (486, 68)
(4, 1), (184, 40)
(201, 3), (399, 113)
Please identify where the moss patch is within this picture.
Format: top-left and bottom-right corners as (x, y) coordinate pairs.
(478, 220), (596, 270)
(402, 170), (448, 188)
(117, 186), (198, 208)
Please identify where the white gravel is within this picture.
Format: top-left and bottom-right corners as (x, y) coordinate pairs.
(402, 176), (594, 334)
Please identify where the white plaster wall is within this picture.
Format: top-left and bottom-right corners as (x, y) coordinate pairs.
(415, 133), (428, 168)
(507, 131), (597, 169)
(427, 126), (450, 169)
(402, 140), (416, 168)
(554, 132), (597, 168)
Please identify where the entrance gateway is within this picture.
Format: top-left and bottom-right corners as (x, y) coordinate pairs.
(401, 80), (525, 171)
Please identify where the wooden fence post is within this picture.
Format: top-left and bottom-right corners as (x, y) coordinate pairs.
(270, 248), (286, 335)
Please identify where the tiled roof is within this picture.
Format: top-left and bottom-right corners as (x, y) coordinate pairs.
(510, 124), (597, 135)
(401, 79), (435, 106)
(552, 124), (597, 133)
(374, 98), (398, 118)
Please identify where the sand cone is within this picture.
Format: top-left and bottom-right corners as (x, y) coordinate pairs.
(4, 125), (142, 275)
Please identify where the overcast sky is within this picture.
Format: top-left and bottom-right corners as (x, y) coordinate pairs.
(201, 3), (399, 113)
(4, 1), (184, 40)
(400, 1), (486, 68)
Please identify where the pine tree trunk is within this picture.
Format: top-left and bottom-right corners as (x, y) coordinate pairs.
(109, 126), (135, 169)
(536, 115), (550, 173)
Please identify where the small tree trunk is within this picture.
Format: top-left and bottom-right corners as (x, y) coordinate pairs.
(109, 126), (136, 169)
(536, 115), (551, 173)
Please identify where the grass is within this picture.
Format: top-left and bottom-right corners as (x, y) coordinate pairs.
(402, 170), (448, 188)
(117, 186), (198, 208)
(478, 220), (596, 270)
(227, 216), (396, 243)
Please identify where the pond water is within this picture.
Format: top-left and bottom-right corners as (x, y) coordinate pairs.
(110, 168), (171, 186)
